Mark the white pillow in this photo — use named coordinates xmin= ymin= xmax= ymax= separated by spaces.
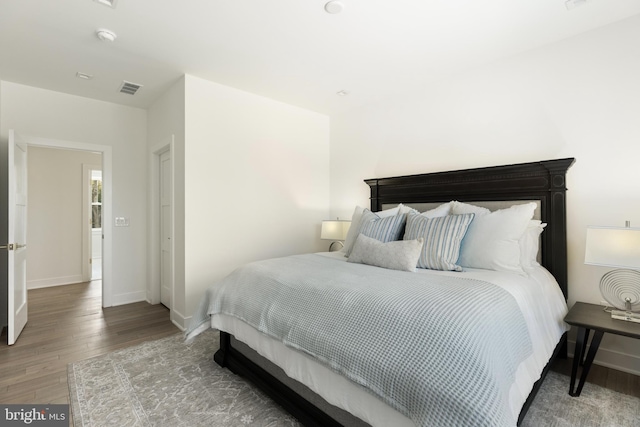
xmin=342 ymin=204 xmax=406 ymax=255
xmin=347 ymin=234 xmax=424 ymax=272
xmin=520 ymin=220 xmax=546 ymax=270
xmin=421 ymin=202 xmax=452 ymax=219
xmin=398 ymin=203 xmax=420 ymax=215
xmin=458 ymin=202 xmax=537 ymax=274
xmin=450 ymin=201 xmax=491 ymax=216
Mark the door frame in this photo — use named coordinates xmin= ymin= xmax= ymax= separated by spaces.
xmin=149 ymin=135 xmax=176 ymax=323
xmin=22 ymin=134 xmax=113 ymax=307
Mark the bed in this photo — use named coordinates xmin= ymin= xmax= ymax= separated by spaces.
xmin=187 ymin=158 xmax=575 ymax=427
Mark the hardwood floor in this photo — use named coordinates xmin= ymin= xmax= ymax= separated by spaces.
xmin=551 ymin=353 xmax=640 ymax=398
xmin=0 ymin=280 xmax=179 ymax=406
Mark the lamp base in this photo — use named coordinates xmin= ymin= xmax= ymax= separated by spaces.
xmin=611 ymin=310 xmax=640 ymax=323
xmin=328 ymin=241 xmax=344 ymax=252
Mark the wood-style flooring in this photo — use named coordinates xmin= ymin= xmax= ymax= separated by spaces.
xmin=551 ymin=352 xmax=640 ymax=398
xmin=0 ymin=280 xmax=179 ymax=406
xmin=0 ymin=280 xmax=638 ymax=423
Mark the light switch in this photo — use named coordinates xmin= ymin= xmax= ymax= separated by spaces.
xmin=115 ymin=217 xmax=130 ymax=227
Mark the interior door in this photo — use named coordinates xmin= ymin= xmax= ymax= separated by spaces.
xmin=159 ymin=150 xmax=173 ymax=308
xmin=6 ymin=130 xmax=28 ymax=345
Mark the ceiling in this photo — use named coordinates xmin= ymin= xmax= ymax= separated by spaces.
xmin=1 ymin=0 xmax=639 ymax=116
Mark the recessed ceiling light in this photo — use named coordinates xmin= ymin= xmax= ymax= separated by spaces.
xmin=94 ymin=0 xmax=118 ymax=8
xmin=324 ymin=1 xmax=344 ymax=14
xmin=76 ymin=72 xmax=94 ymax=80
xmin=96 ymin=29 xmax=117 ymax=42
xmin=565 ymin=0 xmax=588 ymax=10
xmin=336 ymin=90 xmax=350 ymax=96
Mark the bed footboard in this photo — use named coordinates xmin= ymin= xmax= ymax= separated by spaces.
xmin=214 ymin=331 xmax=346 ymax=427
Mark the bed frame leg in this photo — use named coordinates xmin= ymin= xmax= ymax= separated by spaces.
xmin=214 ymin=331 xmax=231 ymax=367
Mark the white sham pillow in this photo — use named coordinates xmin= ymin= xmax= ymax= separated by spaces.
xmin=421 ymin=202 xmax=452 ymax=218
xmin=458 ymin=202 xmax=537 ymax=274
xmin=347 ymin=234 xmax=424 ymax=272
xmin=520 ymin=220 xmax=546 ymax=270
xmin=450 ymin=201 xmax=491 ymax=216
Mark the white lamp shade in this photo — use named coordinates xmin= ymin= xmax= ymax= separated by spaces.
xmin=321 ymin=220 xmax=351 ymax=241
xmin=585 ymin=226 xmax=640 ymax=268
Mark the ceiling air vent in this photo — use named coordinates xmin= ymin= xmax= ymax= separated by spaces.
xmin=119 ymin=81 xmax=142 ymax=95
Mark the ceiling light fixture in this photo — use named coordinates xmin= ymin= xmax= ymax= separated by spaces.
xmin=336 ymin=90 xmax=350 ymax=96
xmin=565 ymin=0 xmax=588 ymax=10
xmin=94 ymin=0 xmax=118 ymax=8
xmin=324 ymin=1 xmax=344 ymax=14
xmin=76 ymin=72 xmax=94 ymax=80
xmin=96 ymin=29 xmax=117 ymax=42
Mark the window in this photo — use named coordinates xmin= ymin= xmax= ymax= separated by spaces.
xmin=91 ymin=171 xmax=102 ymax=229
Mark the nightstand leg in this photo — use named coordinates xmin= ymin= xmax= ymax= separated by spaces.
xmin=573 ymin=330 xmax=604 ymax=397
xmin=569 ymin=327 xmax=587 ymax=396
xmin=580 ymin=328 xmax=590 ymax=366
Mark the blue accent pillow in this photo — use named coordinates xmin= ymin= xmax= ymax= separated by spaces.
xmin=403 ymin=213 xmax=474 ymax=271
xmin=358 ymin=210 xmax=407 ymax=244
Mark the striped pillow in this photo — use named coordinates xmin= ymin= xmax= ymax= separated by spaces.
xmin=403 ymin=213 xmax=475 ymax=271
xmin=358 ymin=210 xmax=407 ymax=244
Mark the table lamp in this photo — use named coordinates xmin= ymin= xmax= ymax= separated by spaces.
xmin=321 ymin=220 xmax=351 ymax=252
xmin=585 ymin=221 xmax=640 ymax=323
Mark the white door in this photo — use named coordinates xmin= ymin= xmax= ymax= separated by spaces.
xmin=159 ymin=150 xmax=173 ymax=308
xmin=6 ymin=130 xmax=28 ymax=345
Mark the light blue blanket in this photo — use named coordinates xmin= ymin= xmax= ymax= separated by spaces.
xmin=188 ymin=254 xmax=533 ymax=427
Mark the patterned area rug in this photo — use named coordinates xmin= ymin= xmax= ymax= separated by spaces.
xmin=68 ymin=329 xmax=640 ymax=426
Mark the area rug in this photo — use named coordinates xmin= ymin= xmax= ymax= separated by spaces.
xmin=68 ymin=329 xmax=640 ymax=426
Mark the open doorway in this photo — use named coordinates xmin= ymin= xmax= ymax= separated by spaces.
xmin=20 ymin=133 xmax=113 ymax=308
xmin=28 ymin=148 xmax=103 ymax=293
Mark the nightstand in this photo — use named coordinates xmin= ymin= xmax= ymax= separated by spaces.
xmin=563 ymin=302 xmax=640 ymax=397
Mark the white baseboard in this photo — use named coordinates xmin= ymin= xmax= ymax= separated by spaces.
xmin=568 ymin=339 xmax=640 ymax=376
xmin=28 ymin=275 xmax=84 ymax=289
xmin=170 ymin=310 xmax=189 ymax=331
xmin=111 ymin=291 xmax=147 ymax=306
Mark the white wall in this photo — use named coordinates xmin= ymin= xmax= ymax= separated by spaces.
xmin=183 ymin=75 xmax=331 ymax=319
xmin=27 ymin=146 xmax=101 ymax=288
xmin=147 ymin=77 xmax=186 ymax=326
xmin=330 ymin=15 xmax=640 ymax=374
xmin=0 ymin=81 xmax=148 ymax=306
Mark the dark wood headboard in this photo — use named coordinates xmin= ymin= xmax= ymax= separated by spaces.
xmin=365 ymin=158 xmax=575 ymax=300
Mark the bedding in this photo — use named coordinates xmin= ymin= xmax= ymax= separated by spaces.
xmin=456 ymin=202 xmax=537 ymax=274
xmin=187 ymin=252 xmax=569 ymax=427
xmin=520 ymin=221 xmax=546 ymax=270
